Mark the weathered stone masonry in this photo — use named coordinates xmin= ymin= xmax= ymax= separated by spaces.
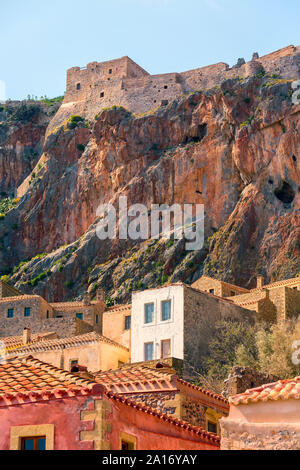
xmin=49 ymin=45 xmax=300 ymax=132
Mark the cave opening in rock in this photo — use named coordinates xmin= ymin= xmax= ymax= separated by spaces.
xmin=274 ymin=181 xmax=295 ymax=204
xmin=184 ymin=123 xmax=207 ymax=144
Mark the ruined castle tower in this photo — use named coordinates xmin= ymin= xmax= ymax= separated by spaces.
xmin=48 ymin=45 xmax=300 ymax=133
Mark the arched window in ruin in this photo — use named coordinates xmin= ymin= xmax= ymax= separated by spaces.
xmin=76 ymin=83 xmax=81 ymax=90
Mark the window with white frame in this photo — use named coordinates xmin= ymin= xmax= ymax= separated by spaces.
xmin=161 ymin=339 xmax=171 ymax=359
xmin=144 ymin=342 xmax=154 ymax=361
xmin=161 ymin=300 xmax=171 ymax=321
xmin=144 ymin=303 xmax=154 ymax=324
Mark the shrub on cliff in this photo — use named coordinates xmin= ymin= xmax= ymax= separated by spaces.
xmin=8 ymin=103 xmax=41 ymax=123
xmin=41 ymin=95 xmax=64 ymax=107
xmin=68 ymin=115 xmax=84 ymax=129
xmin=0 ymin=197 xmax=18 ymax=219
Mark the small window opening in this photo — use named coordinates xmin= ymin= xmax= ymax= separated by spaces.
xmin=121 ymin=440 xmax=135 ymax=450
xmin=207 ymin=422 xmax=217 ymax=434
xmin=21 ymin=436 xmax=46 ymax=451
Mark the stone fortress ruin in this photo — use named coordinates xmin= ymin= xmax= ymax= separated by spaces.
xmin=49 ymin=45 xmax=300 ymax=131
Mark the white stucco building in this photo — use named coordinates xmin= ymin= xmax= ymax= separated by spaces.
xmin=131 ymin=284 xmax=184 ymax=363
xmin=130 ymin=282 xmax=254 ymax=367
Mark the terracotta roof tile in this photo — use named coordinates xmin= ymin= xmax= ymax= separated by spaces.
xmin=1 ymin=332 xmax=57 ymax=350
xmin=106 ymin=391 xmax=220 ymax=446
xmin=251 ymin=276 xmax=300 ymax=291
xmin=96 ymin=363 xmax=229 ymax=407
xmin=105 ymin=304 xmax=132 ymax=313
xmin=0 ymin=295 xmax=41 ymax=303
xmin=230 ymin=376 xmax=300 ymax=406
xmin=177 ymin=378 xmax=229 ymax=406
xmin=50 ymin=301 xmax=88 ymax=308
xmin=6 ymin=332 xmax=128 ymax=357
xmin=0 ymin=357 xmax=219 ymax=445
xmin=0 ymin=356 xmax=97 ymax=405
xmin=96 ymin=365 xmax=176 ymax=394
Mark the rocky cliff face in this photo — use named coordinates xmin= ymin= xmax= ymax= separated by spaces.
xmin=1 ymin=72 xmax=299 ymax=303
xmin=0 ymin=101 xmax=61 ymax=196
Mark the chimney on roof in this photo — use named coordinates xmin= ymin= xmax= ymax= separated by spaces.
xmin=257 ymin=276 xmax=265 ymax=289
xmin=23 ymin=328 xmax=31 ymax=345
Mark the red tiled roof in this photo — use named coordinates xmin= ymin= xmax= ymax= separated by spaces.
xmin=230 ymin=376 xmax=300 ymax=406
xmin=0 ymin=294 xmax=41 ymax=303
xmin=105 ymin=304 xmax=132 ymax=313
xmin=251 ymin=276 xmax=300 ymax=291
xmin=1 ymin=332 xmax=57 ymax=350
xmin=0 ymin=357 xmax=219 ymax=445
xmin=0 ymin=356 xmax=99 ymax=406
xmin=96 ymin=365 xmax=176 ymax=394
xmin=107 ymin=391 xmax=220 ymax=446
xmin=177 ymin=378 xmax=229 ymax=406
xmin=50 ymin=301 xmax=89 ymax=308
xmin=96 ymin=364 xmax=229 ymax=408
xmin=6 ymin=332 xmax=128 ymax=357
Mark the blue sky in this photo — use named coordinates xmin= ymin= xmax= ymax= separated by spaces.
xmin=1 ymin=0 xmax=300 ymax=100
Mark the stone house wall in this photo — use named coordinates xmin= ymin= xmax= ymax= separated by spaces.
xmin=0 ymin=316 xmax=94 ymax=339
xmin=123 ymin=378 xmax=229 ymax=434
xmin=0 ymin=296 xmax=46 ymax=329
xmin=226 ymin=284 xmax=300 ymax=323
xmin=123 ymin=386 xmax=228 ymax=436
xmin=0 ymin=294 xmax=102 ymax=338
xmin=220 ymin=398 xmax=300 ymax=450
xmin=124 ymin=391 xmax=177 ymax=416
xmin=268 ymin=286 xmax=287 ymax=322
xmin=183 ymin=286 xmax=254 ymax=377
xmin=223 ymin=366 xmax=278 ymax=397
xmin=221 ymin=420 xmax=300 ymax=450
xmin=192 ymin=277 xmax=248 ymax=297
